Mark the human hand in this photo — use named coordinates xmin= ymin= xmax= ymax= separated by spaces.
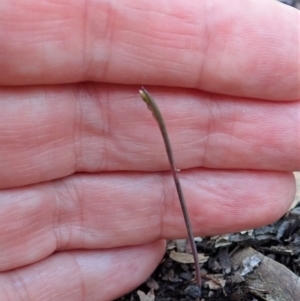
xmin=0 ymin=0 xmax=299 ymax=300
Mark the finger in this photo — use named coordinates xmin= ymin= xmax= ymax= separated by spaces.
xmin=0 ymin=241 xmax=165 ymax=301
xmin=0 ymin=170 xmax=295 ymax=271
xmin=1 ymin=85 xmax=299 ymax=188
xmin=1 ymin=0 xmax=299 ymax=99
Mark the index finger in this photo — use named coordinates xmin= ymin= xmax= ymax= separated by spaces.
xmin=1 ymin=0 xmax=299 ymax=100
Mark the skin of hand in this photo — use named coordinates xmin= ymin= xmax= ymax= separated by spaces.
xmin=0 ymin=0 xmax=299 ymax=300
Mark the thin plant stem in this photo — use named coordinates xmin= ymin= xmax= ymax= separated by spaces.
xmin=139 ymin=87 xmax=202 ymax=288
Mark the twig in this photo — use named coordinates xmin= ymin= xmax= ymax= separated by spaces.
xmin=139 ymin=87 xmax=202 ymax=288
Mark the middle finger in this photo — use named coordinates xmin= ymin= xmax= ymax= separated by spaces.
xmin=0 ymin=83 xmax=299 ymax=188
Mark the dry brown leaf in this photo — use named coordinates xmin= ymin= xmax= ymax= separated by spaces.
xmin=169 ymin=250 xmax=208 ymax=264
xmin=231 ymin=247 xmax=300 ymax=301
xmin=205 ymin=280 xmax=221 ymax=290
xmin=205 ymin=279 xmax=226 ymax=290
xmin=137 ymin=289 xmax=155 ymax=301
